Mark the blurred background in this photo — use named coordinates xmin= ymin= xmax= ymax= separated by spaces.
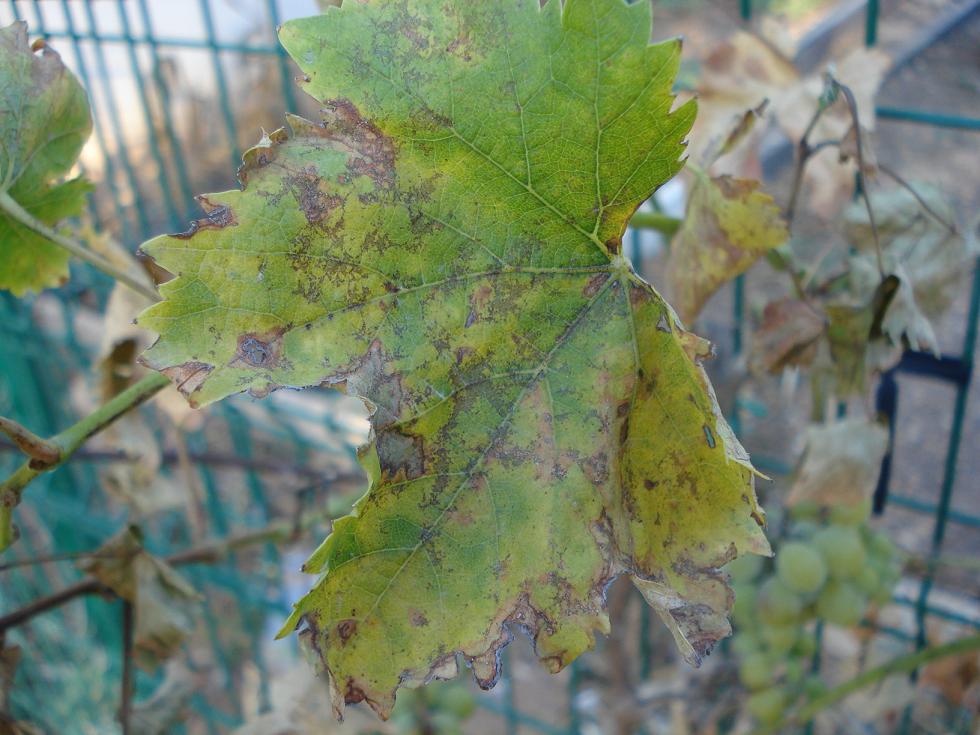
xmin=0 ymin=1 xmax=978 ymax=733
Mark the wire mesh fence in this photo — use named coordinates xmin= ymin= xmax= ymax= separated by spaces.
xmin=0 ymin=1 xmax=978 ymax=733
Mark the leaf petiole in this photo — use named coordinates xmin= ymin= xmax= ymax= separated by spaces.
xmin=0 ymin=372 xmax=170 ymax=552
xmin=629 ymin=211 xmax=683 ymax=237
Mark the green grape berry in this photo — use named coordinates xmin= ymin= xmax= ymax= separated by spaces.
xmin=803 ymin=674 xmax=827 ymax=700
xmin=747 ymin=687 xmax=787 ymax=726
xmin=728 ymin=553 xmax=764 ymax=584
xmin=856 ymin=565 xmax=880 ymax=595
xmin=867 ymin=529 xmax=898 ymax=561
xmin=816 ymin=581 xmax=866 ymax=627
xmin=829 ymin=497 xmax=872 ymax=526
xmin=739 ymin=651 xmax=774 ymax=690
xmin=793 ymin=632 xmax=818 ymax=658
xmin=789 ymin=500 xmax=822 ymax=521
xmin=732 ymin=631 xmax=764 ymax=657
xmin=789 ymin=520 xmax=820 ymax=540
xmin=776 ymin=541 xmax=828 ymax=595
xmin=439 ymin=686 xmax=475 ymax=719
xmin=733 ymin=585 xmax=759 ymax=629
xmin=759 ymin=578 xmax=804 ymax=625
xmin=814 ymin=525 xmax=866 ymax=580
xmin=784 ymin=658 xmax=805 ymax=685
xmin=762 ymin=623 xmax=800 ymax=655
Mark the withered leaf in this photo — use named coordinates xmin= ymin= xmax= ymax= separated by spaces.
xmin=788 ymin=418 xmax=888 ymax=508
xmin=749 ymin=298 xmax=826 ymax=375
xmin=80 ymin=527 xmax=200 ymax=669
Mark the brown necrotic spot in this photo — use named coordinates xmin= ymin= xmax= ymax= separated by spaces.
xmin=171 ymin=196 xmax=237 ymax=239
xmin=336 ymin=619 xmax=357 ymax=645
xmin=234 ymin=329 xmax=284 ymax=368
xmin=159 ymin=360 xmax=214 ymax=401
xmin=583 ymin=272 xmax=608 ymax=298
xmin=321 ymin=98 xmax=396 ymax=191
xmin=283 ymin=167 xmax=345 ymax=227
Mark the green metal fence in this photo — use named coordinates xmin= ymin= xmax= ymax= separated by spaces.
xmin=0 ymin=1 xmax=978 ymax=733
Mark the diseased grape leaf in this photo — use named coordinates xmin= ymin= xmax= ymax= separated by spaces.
xmin=787 ymin=418 xmax=888 ymax=508
xmin=137 ymin=0 xmax=769 ymax=718
xmin=666 ymin=166 xmax=788 ymax=324
xmin=0 ymin=22 xmax=92 ymax=295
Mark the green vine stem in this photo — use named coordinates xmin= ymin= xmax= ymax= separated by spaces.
xmin=628 ymin=211 xmax=683 ymax=237
xmin=0 ymin=416 xmax=59 ymax=464
xmin=749 ymin=633 xmax=980 ymax=735
xmin=0 ymin=191 xmax=160 ymax=302
xmin=0 ymin=372 xmax=170 ymax=552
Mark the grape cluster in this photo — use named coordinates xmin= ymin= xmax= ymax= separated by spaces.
xmin=726 ymin=499 xmax=901 ymax=726
xmin=386 ymin=681 xmax=476 ymax=735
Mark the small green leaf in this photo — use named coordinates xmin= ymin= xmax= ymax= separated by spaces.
xmin=138 ymin=0 xmax=768 ymax=717
xmin=0 ymin=22 xmax=93 ymax=295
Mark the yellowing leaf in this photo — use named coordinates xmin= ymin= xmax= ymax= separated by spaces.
xmin=137 ymin=0 xmax=768 ymax=717
xmin=666 ymin=168 xmax=788 ymax=324
xmin=787 ymin=418 xmax=888 ymax=508
xmin=0 ymin=22 xmax=92 ymax=295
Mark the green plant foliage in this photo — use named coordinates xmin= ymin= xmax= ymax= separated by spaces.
xmin=0 ymin=21 xmax=92 ymax=295
xmin=137 ymin=0 xmax=769 ymax=717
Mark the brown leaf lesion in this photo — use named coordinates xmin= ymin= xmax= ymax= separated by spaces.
xmin=171 ymin=196 xmax=237 ymax=239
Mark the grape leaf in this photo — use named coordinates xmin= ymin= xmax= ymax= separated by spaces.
xmin=666 ymin=166 xmax=788 ymax=324
xmin=0 ymin=22 xmax=92 ymax=295
xmin=80 ymin=527 xmax=201 ymax=669
xmin=787 ymin=418 xmax=888 ymax=508
xmin=749 ymin=298 xmax=825 ymax=376
xmin=812 ymin=185 xmax=976 ymax=395
xmin=137 ymin=0 xmax=769 ymax=718
xmin=844 ymin=185 xmax=977 ymax=322
xmin=692 ymin=32 xmax=889 ymax=217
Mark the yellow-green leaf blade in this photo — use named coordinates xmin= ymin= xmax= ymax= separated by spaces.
xmin=137 ymin=0 xmax=767 ymax=719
